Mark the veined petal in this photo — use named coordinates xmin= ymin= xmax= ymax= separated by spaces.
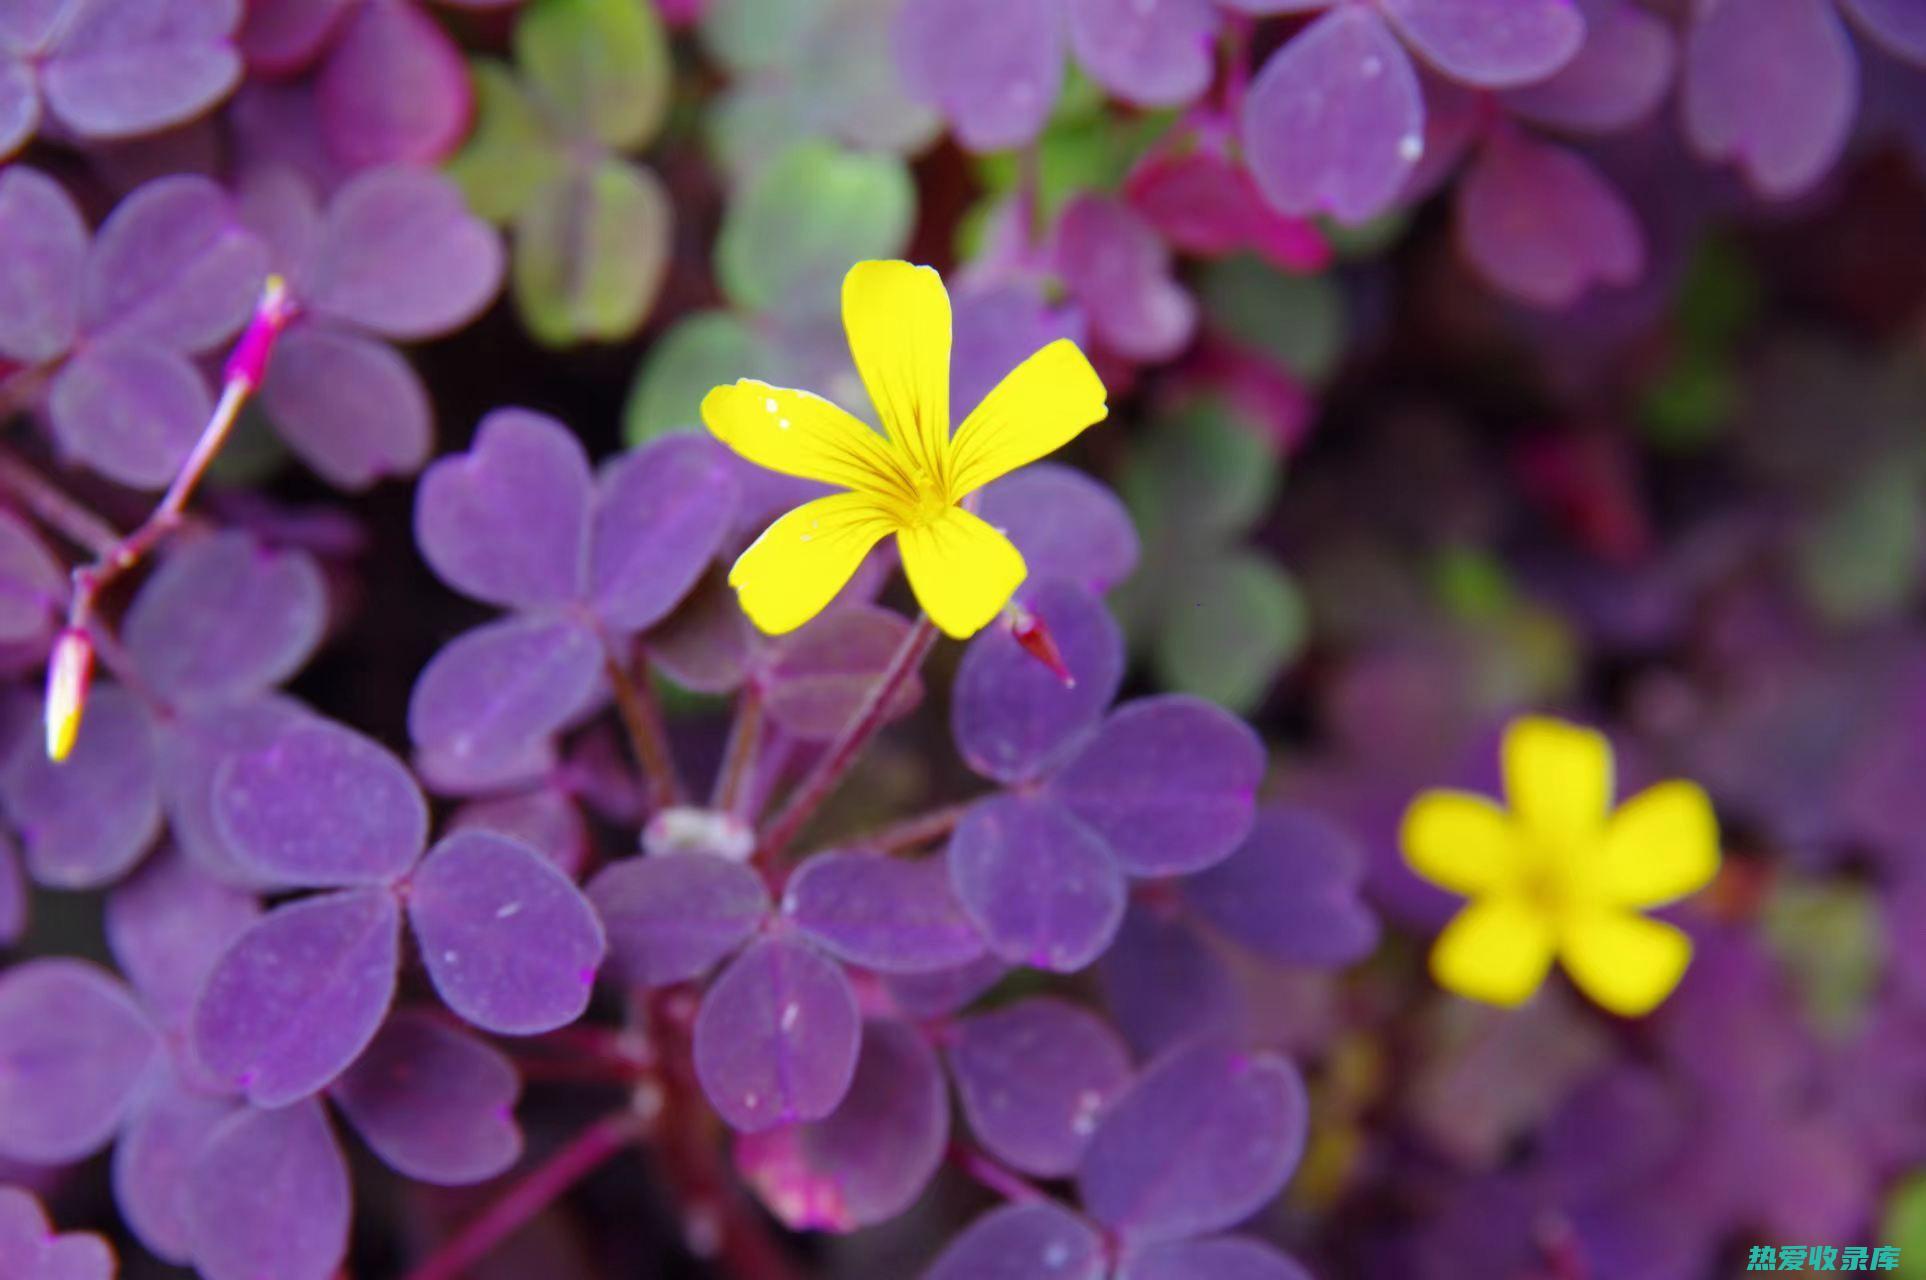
xmin=1558 ymin=909 xmax=1691 ymax=1017
xmin=703 ymin=379 xmax=913 ymax=498
xmin=1502 ymin=716 xmax=1613 ymax=846
xmin=1401 ymin=790 xmax=1524 ymax=897
xmin=729 ymin=494 xmax=896 ymax=635
xmin=1429 ymin=897 xmax=1555 ymax=1007
xmin=1594 ymin=781 xmax=1720 ymax=908
xmin=843 ymin=261 xmax=952 ymax=489
xmin=949 ymin=339 xmax=1109 ymax=497
xmin=897 ymin=507 xmax=1026 ymax=639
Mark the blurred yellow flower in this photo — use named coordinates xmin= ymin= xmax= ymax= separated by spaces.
xmin=702 ymin=260 xmax=1108 ymax=639
xmin=1400 ymin=716 xmax=1720 ymax=1016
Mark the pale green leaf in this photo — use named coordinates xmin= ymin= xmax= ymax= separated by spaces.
xmin=513 ymin=158 xmax=671 ymax=347
xmin=715 ymin=142 xmax=913 ymax=317
xmin=623 ymin=310 xmax=770 ymax=445
xmin=516 ymin=0 xmax=671 ymax=151
xmin=1155 ymin=553 xmax=1307 ymax=713
xmin=445 ymin=60 xmax=566 ymax=224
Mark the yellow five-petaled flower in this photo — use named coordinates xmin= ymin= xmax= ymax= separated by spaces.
xmin=1400 ymin=716 xmax=1721 ymax=1017
xmin=701 ymin=260 xmax=1108 ymax=639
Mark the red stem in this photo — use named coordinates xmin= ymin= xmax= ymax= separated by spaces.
xmin=403 ymin=1110 xmax=647 ymax=1280
xmin=948 ymin=1143 xmax=1047 ymax=1206
xmin=711 ymin=684 xmax=764 ymax=815
xmin=853 ymin=801 xmax=971 ymax=854
xmin=0 ymin=445 xmax=119 ymax=557
xmin=756 ymin=614 xmax=938 ymax=866
xmin=601 ymin=634 xmax=685 ymax=812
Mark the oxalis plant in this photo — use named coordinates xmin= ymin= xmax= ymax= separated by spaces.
xmin=1 ymin=0 xmax=1924 ymax=1279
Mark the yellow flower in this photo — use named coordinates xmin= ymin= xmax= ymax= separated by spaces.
xmin=701 ymin=260 xmax=1108 ymax=639
xmin=1400 ymin=716 xmax=1720 ymax=1016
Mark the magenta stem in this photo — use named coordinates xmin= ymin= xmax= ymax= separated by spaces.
xmin=0 ymin=445 xmax=119 ymax=557
xmin=854 ymin=801 xmax=971 ymax=854
xmin=601 ymin=634 xmax=685 ymax=812
xmin=949 ymin=1143 xmax=1047 ymax=1206
xmin=711 ymin=684 xmax=764 ymax=815
xmin=403 ymin=1109 xmax=646 ymax=1280
xmin=757 ymin=614 xmax=939 ymax=865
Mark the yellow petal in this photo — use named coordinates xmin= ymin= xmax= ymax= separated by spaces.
xmin=702 ymin=379 xmax=912 ymax=498
xmin=728 ymin=493 xmax=896 ymax=635
xmin=1594 ymin=781 xmax=1720 ymax=908
xmin=948 ymin=338 xmax=1109 ymax=496
xmin=1503 ymin=715 xmax=1614 ymax=846
xmin=1429 ymin=897 xmax=1556 ymax=1007
xmin=1558 ymin=909 xmax=1692 ymax=1017
xmin=842 ymin=260 xmax=952 ymax=489
xmin=897 ymin=506 xmax=1026 ymax=639
xmin=1401 ymin=790 xmax=1524 ymax=897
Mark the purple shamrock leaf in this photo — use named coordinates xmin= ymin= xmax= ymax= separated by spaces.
xmin=407 ymin=613 xmax=603 ymax=792
xmin=314 ymin=0 xmax=472 ymax=169
xmin=1182 ymin=807 xmax=1381 ymax=968
xmin=1099 ymin=905 xmax=1241 ymax=1062
xmin=406 ymin=830 xmax=606 ymax=1035
xmin=1242 ymin=6 xmax=1425 ymax=224
xmin=1057 ymin=194 xmax=1197 ymax=362
xmin=1047 ymin=695 xmax=1265 ymax=878
xmin=737 ymin=1019 xmax=949 ymax=1230
xmin=183 ymin=1099 xmax=351 ymax=1280
xmin=191 ymin=887 xmax=402 ymax=1106
xmin=112 ymin=1072 xmax=239 ymax=1264
xmin=1117 ymin=1237 xmax=1316 ymax=1280
xmin=589 ymin=851 xmax=771 ymax=987
xmin=0 ymin=509 xmax=64 ymax=650
xmin=953 ymin=579 xmax=1125 ymax=785
xmin=976 ymin=463 xmax=1141 ymax=597
xmin=586 ymin=434 xmax=740 ymax=632
xmin=1501 ymin=0 xmax=1675 ymax=134
xmin=1379 ymin=0 xmax=1584 ymax=89
xmin=784 ymin=849 xmax=985 ymax=974
xmin=1078 ymin=1040 xmax=1308 ymax=1244
xmin=948 ymin=996 xmax=1133 ymax=1177
xmin=883 ymin=952 xmax=1009 ymax=1019
xmin=894 ymin=0 xmax=1063 ymax=152
xmin=1065 ymin=0 xmax=1218 ymax=109
xmin=1682 ymin=0 xmax=1858 ymax=199
xmin=332 ymin=1009 xmax=523 ymax=1184
xmin=258 ymin=322 xmax=434 ymax=487
xmin=924 ymin=1202 xmax=1109 ymax=1280
xmin=47 ymin=339 xmax=212 ymax=489
xmin=0 ymin=1185 xmax=116 ymax=1280
xmin=694 ymin=935 xmax=862 ymax=1132
xmin=1456 ymin=127 xmax=1643 ymax=308
xmin=82 ymin=173 xmax=267 ymax=353
xmin=211 ymin=714 xmax=427 ymax=886
xmin=949 ymin=793 xmax=1128 ymax=973
xmin=3 ymin=683 xmax=160 ymax=889
xmin=0 ymin=167 xmax=86 ymax=364
xmin=32 ymin=0 xmax=241 ymax=146
xmin=123 ymin=531 xmax=327 ymax=710
xmin=105 ymin=848 xmax=261 ymax=1029
xmin=0 ymin=959 xmax=159 ymax=1164
xmin=450 ymin=787 xmax=592 ymax=878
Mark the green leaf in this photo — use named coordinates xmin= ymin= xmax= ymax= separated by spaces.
xmin=515 ymin=0 xmax=671 ymax=151
xmin=623 ymin=310 xmax=770 ymax=445
xmin=445 ymin=60 xmax=566 ymax=224
xmin=715 ymin=142 xmax=914 ymax=317
xmin=1121 ymin=401 xmax=1279 ymax=547
xmin=1199 ymin=257 xmax=1347 ymax=384
xmin=1762 ymin=878 xmax=1886 ymax=1038
xmin=698 ymin=0 xmax=829 ymax=72
xmin=974 ymin=65 xmax=1171 ymax=222
xmin=1882 ymin=1173 xmax=1926 ymax=1264
xmin=1795 ymin=465 xmax=1923 ymax=625
xmin=1433 ymin=546 xmax=1516 ymax=623
xmin=513 ymin=158 xmax=671 ymax=347
xmin=1155 ymin=553 xmax=1307 ymax=713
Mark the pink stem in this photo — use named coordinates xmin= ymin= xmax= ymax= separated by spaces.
xmin=601 ymin=634 xmax=685 ymax=812
xmin=711 ymin=684 xmax=764 ymax=815
xmin=853 ymin=801 xmax=971 ymax=854
xmin=949 ymin=1143 xmax=1047 ymax=1206
xmin=756 ymin=614 xmax=938 ymax=865
xmin=403 ymin=1110 xmax=647 ymax=1280
xmin=0 ymin=445 xmax=119 ymax=557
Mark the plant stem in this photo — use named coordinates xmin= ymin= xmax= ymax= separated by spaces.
xmin=0 ymin=445 xmax=118 ymax=557
xmin=711 ymin=685 xmax=763 ymax=815
xmin=403 ymin=1109 xmax=647 ymax=1280
xmin=757 ymin=614 xmax=938 ymax=865
xmin=948 ymin=1143 xmax=1047 ymax=1206
xmin=602 ymin=634 xmax=684 ymax=812
xmin=855 ymin=801 xmax=971 ymax=854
